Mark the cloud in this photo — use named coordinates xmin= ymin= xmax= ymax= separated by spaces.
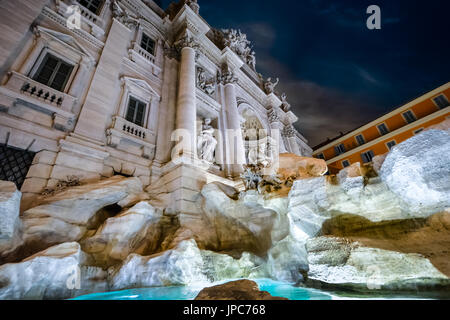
xmin=256 ymin=54 xmax=380 ymax=147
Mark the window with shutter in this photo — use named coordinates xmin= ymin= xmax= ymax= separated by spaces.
xmin=126 ymin=97 xmax=147 ymax=127
xmin=33 ymin=54 xmax=74 ymax=92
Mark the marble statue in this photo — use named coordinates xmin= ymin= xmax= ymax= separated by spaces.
xmin=280 ymin=93 xmax=291 ymax=112
xmin=264 ymin=77 xmax=279 ymax=94
xmin=247 ymin=51 xmax=256 ymax=70
xmin=197 ymin=118 xmax=217 ymax=163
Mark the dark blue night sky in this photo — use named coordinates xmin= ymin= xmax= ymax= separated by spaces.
xmin=161 ymin=0 xmax=450 ymax=146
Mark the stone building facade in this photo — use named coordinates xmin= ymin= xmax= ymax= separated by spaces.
xmin=0 ymin=0 xmax=312 ymax=211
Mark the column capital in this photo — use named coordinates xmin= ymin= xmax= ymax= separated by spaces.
xmin=174 ymin=32 xmax=200 ymax=51
xmin=217 ymin=65 xmax=238 ymax=85
xmin=283 ymin=124 xmax=296 ymax=138
xmin=267 ymin=108 xmax=281 ymax=124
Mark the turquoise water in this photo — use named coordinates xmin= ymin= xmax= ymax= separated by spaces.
xmin=73 ymin=279 xmax=333 ymax=300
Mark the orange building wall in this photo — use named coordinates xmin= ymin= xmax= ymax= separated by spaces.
xmin=328 ymin=112 xmax=449 ymax=173
xmin=314 ymin=86 xmax=450 ymax=174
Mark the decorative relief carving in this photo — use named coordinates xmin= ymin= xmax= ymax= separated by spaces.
xmin=196 ymin=67 xmax=216 ymax=95
xmin=112 ymin=0 xmax=139 ymax=29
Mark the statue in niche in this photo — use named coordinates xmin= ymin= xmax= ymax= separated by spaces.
xmin=264 ymin=77 xmax=279 ymax=94
xmin=197 ymin=118 xmax=217 ymax=163
xmin=197 ymin=67 xmax=215 ymax=95
xmin=280 ymin=93 xmax=291 ymax=112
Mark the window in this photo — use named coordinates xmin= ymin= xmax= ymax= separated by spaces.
xmin=377 ymin=123 xmax=389 ymax=136
xmin=386 ymin=140 xmax=396 ymax=150
xmin=316 ymin=153 xmax=325 ymax=160
xmin=414 ymin=128 xmax=424 ymax=135
xmin=78 ymin=0 xmax=103 ymax=15
xmin=361 ymin=150 xmax=375 ymax=163
xmin=140 ymin=33 xmax=156 ymax=56
xmin=355 ymin=134 xmax=365 ymax=146
xmin=342 ymin=160 xmax=350 ymax=168
xmin=402 ymin=110 xmax=416 ymax=124
xmin=334 ymin=144 xmax=346 ymax=156
xmin=33 ymin=53 xmax=74 ymax=92
xmin=432 ymin=94 xmax=449 ymax=109
xmin=126 ymin=97 xmax=146 ymax=127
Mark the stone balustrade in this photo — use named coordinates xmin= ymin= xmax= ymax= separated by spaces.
xmin=114 ymin=116 xmax=151 ymax=141
xmin=6 ymin=71 xmax=77 ymax=111
xmin=129 ymin=42 xmax=161 ymax=76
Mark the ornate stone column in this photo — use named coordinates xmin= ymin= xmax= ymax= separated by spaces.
xmin=268 ymin=108 xmax=287 ymax=154
xmin=174 ymin=34 xmax=199 ymax=160
xmin=283 ymin=124 xmax=301 ymax=155
xmin=219 ymin=67 xmax=246 ymax=178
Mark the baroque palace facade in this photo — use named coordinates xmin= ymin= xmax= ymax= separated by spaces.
xmin=0 ymin=0 xmax=312 ymax=211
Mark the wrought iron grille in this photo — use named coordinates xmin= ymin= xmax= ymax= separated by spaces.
xmin=0 ymin=144 xmax=36 ymax=189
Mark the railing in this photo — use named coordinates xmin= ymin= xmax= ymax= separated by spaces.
xmin=56 ymin=1 xmax=105 ymax=37
xmin=5 ymin=72 xmax=76 ymax=111
xmin=112 ymin=116 xmax=152 ymax=142
xmin=78 ymin=5 xmax=99 ymax=24
xmin=132 ymin=42 xmax=156 ymax=65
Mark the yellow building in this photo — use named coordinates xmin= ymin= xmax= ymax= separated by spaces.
xmin=313 ymin=82 xmax=450 ymax=174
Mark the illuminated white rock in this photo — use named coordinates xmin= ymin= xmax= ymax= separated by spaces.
xmin=81 ymin=202 xmax=163 ymax=266
xmin=0 ymin=181 xmax=22 ymax=256
xmin=0 ymin=242 xmax=107 ymax=300
xmin=380 ymin=129 xmax=450 ymax=216
xmin=306 ymin=237 xmax=449 ymax=291
xmin=20 ymin=176 xmax=144 ymax=253
xmin=109 ymin=240 xmax=207 ymax=290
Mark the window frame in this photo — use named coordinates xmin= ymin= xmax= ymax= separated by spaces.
xmin=355 ymin=134 xmax=365 ymax=146
xmin=386 ymin=140 xmax=397 ymax=151
xmin=316 ymin=153 xmax=325 ymax=160
xmin=402 ymin=110 xmax=417 ymax=124
xmin=361 ymin=150 xmax=375 ymax=163
xmin=334 ymin=143 xmax=346 ymax=156
xmin=77 ymin=0 xmax=104 ymax=15
xmin=413 ymin=128 xmax=424 ymax=135
xmin=432 ymin=94 xmax=450 ymax=110
xmin=377 ymin=123 xmax=390 ymax=136
xmin=125 ymin=96 xmax=147 ymax=127
xmin=140 ymin=32 xmax=156 ymax=56
xmin=117 ymin=77 xmax=159 ymax=131
xmin=28 ymin=49 xmax=77 ymax=93
xmin=342 ymin=160 xmax=350 ymax=168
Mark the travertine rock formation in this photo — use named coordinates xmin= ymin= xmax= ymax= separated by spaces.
xmin=0 ymin=126 xmax=449 ymax=299
xmin=306 ymin=237 xmax=450 ymax=292
xmin=0 ymin=242 xmax=107 ymax=300
xmin=380 ymin=129 xmax=450 ymax=216
xmin=0 ymin=182 xmax=21 ymax=255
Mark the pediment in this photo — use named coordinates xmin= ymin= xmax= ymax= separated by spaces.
xmin=36 ymin=26 xmax=95 ymax=62
xmin=122 ymin=76 xmax=160 ymax=98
